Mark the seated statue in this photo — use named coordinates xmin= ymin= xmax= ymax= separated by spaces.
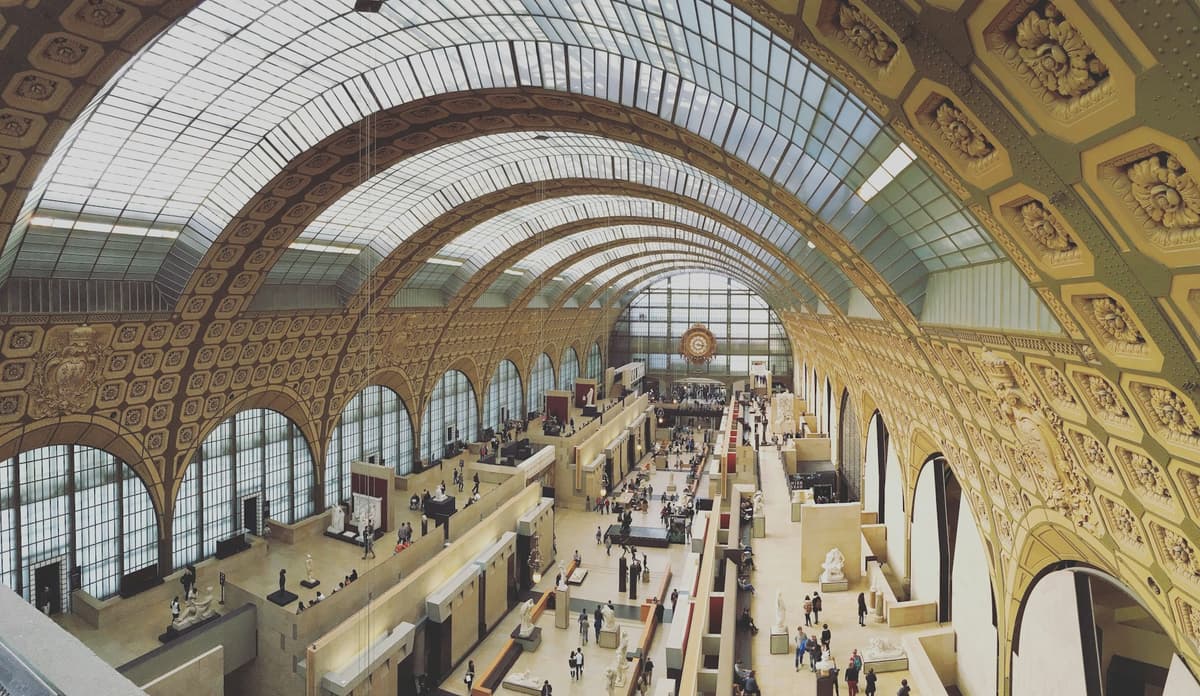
xmin=864 ymin=637 xmax=906 ymax=661
xmin=171 ymin=586 xmax=217 ymax=631
xmin=820 ymin=547 xmax=846 ymax=583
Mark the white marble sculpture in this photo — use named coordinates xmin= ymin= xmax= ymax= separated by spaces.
xmin=609 ymin=628 xmax=629 ymax=686
xmin=434 ymin=483 xmax=448 ymax=501
xmin=518 ymin=599 xmax=536 ymax=637
xmin=305 ymin=554 xmax=316 ymax=583
xmin=821 ymin=547 xmax=846 ymax=583
xmin=600 ymin=603 xmax=617 ymax=631
xmin=773 ymin=590 xmax=787 ymax=634
xmin=506 ymin=670 xmax=539 ymax=689
xmin=864 ymin=637 xmax=906 ymax=661
xmin=327 ymin=504 xmax=345 ymax=534
xmin=171 ymin=586 xmax=217 ymax=630
xmin=753 ymin=490 xmax=765 ymax=516
xmin=586 ymin=387 xmax=595 ymax=406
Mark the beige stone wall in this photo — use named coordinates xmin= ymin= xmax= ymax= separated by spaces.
xmin=142 ymin=646 xmax=224 ymax=696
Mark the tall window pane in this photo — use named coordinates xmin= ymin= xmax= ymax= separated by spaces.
xmin=527 ymin=353 xmax=555 ymax=415
xmin=559 ymin=347 xmax=580 ymax=391
xmin=73 ymin=447 xmax=120 ymax=599
xmin=122 ymin=464 xmax=158 ymax=575
xmin=586 ymin=343 xmax=603 ymax=380
xmin=483 ymin=360 xmax=523 ymax=431
xmin=420 ymin=370 xmax=478 ymax=464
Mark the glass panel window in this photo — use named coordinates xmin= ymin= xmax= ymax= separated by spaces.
xmin=483 ymin=360 xmax=523 ymax=431
xmin=527 ymin=353 xmax=555 ymax=415
xmin=420 ymin=370 xmax=478 ymax=464
xmin=559 ymin=348 xmax=580 ymax=391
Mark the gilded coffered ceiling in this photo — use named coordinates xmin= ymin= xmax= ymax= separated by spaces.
xmin=0 ymin=0 xmax=1199 ymax=689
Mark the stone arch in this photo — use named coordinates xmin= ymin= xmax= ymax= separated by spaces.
xmin=909 ymin=452 xmax=962 ymax=623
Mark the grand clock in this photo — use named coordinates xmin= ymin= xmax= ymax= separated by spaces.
xmin=679 ymin=324 xmax=717 ymax=365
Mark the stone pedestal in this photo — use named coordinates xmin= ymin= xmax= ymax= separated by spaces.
xmin=819 ymin=579 xmax=849 ymax=593
xmin=769 ymin=631 xmax=789 ymax=654
xmin=875 ymin=597 xmax=886 ymax=622
xmin=555 ymin=587 xmax=570 ymax=629
xmin=868 ymin=589 xmax=877 ymax=609
xmin=752 ymin=515 xmax=765 ymax=538
xmin=598 ymin=627 xmax=619 ymax=648
xmin=864 ymin=656 xmax=908 ymax=673
xmin=511 ymin=626 xmax=543 ymax=652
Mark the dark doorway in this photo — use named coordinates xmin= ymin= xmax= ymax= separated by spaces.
xmin=35 ymin=562 xmax=62 ymax=616
xmin=395 ymin=653 xmax=416 ymax=696
xmin=243 ymin=496 xmax=259 ymax=536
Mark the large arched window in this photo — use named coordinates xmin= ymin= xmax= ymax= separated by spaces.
xmin=329 ymin=385 xmax=415 ymax=505
xmin=609 ymin=272 xmax=792 ymax=380
xmin=527 ymin=353 xmax=555 ymax=415
xmin=483 ymin=360 xmax=523 ymax=431
xmin=586 ymin=343 xmax=603 ymax=381
xmin=172 ymin=409 xmax=315 ymax=569
xmin=420 ymin=370 xmax=478 ymax=464
xmin=0 ymin=445 xmax=158 ymax=603
xmin=559 ymin=347 xmax=580 ymax=391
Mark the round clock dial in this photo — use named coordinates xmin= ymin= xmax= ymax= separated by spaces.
xmin=679 ymin=324 xmax=718 ymax=365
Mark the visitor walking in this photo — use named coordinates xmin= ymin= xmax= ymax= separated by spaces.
xmin=568 ymin=649 xmax=578 ymax=680
xmin=541 ymin=679 xmax=553 ymax=696
xmin=846 ymin=660 xmax=860 ymax=696
xmin=897 ymin=678 xmax=910 ymax=696
xmin=820 ymin=623 xmax=832 ymax=652
xmin=575 ymin=648 xmax=584 ymax=678
xmin=864 ymin=668 xmax=877 ymax=696
xmin=596 ymin=526 xmax=602 ymax=545
xmin=808 ymin=639 xmax=822 ymax=672
xmin=579 ymin=609 xmax=590 ymax=644
xmin=857 ymin=592 xmax=868 ymax=626
xmin=795 ymin=626 xmax=808 ymax=672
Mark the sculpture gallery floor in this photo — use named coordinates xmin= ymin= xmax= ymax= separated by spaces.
xmin=440 ymin=463 xmax=702 ymax=694
xmin=53 ymin=477 xmax=499 ymax=667
xmin=748 ymin=444 xmax=924 ymax=695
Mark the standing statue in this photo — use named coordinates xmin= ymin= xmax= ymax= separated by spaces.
xmin=820 ymin=547 xmax=846 ymax=583
xmin=586 ymin=387 xmax=595 ymax=406
xmin=305 ymin=554 xmax=316 ymax=584
xmin=600 ymin=603 xmax=616 ymax=631
xmin=772 ymin=590 xmax=787 ymax=634
xmin=753 ymin=490 xmax=765 ymax=516
xmin=278 ymin=568 xmax=287 ymax=594
xmin=518 ymin=599 xmax=536 ymax=637
xmin=612 ymin=628 xmax=630 ymax=685
xmin=327 ymin=504 xmax=345 ymax=534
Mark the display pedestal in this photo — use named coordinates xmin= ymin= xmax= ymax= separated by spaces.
xmin=769 ymin=631 xmax=789 ymax=654
xmin=598 ymin=627 xmax=619 ymax=648
xmin=752 ymin=515 xmax=765 ymax=538
xmin=820 ymin=579 xmax=849 ymax=592
xmin=511 ymin=626 xmax=542 ymax=652
xmin=502 ymin=673 xmax=544 ymax=695
xmin=566 ymin=568 xmax=588 ymax=585
xmin=863 ymin=656 xmax=908 ymax=673
xmin=267 ymin=590 xmax=298 ymax=606
xmin=300 ymin=579 xmax=320 ymax=589
xmin=555 ymin=587 xmax=570 ymax=629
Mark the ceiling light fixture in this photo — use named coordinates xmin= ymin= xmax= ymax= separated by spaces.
xmin=289 ymin=241 xmax=361 ymax=255
xmin=806 ymin=240 xmax=816 ymax=249
xmin=856 ymin=143 xmax=916 ymax=201
xmin=502 ymin=269 xmax=525 ymax=276
xmin=30 ymin=215 xmax=181 ymax=239
xmin=427 ymin=257 xmax=465 ymax=266
xmin=353 ymin=0 xmax=385 ymax=12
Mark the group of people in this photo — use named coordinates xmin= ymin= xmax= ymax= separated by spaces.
xmin=295 ymin=568 xmax=359 ymax=614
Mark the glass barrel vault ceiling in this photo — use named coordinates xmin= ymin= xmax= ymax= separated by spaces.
xmin=4 ymin=0 xmax=1006 ymax=315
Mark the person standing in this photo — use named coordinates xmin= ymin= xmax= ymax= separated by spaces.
xmin=794 ymin=626 xmax=808 ymax=672
xmin=864 ymin=668 xmax=877 ymax=696
xmin=803 ymin=594 xmax=813 ymax=626
xmin=605 ymin=534 xmax=613 ymax=556
xmin=820 ymin=623 xmax=832 ymax=652
xmin=812 ymin=591 xmax=822 ymax=623
xmin=857 ymin=592 xmax=868 ymax=626
xmin=670 ymin=588 xmax=679 ymax=615
xmin=464 ymin=660 xmax=475 ymax=690
xmin=541 ymin=679 xmax=553 ymax=696
xmin=579 ymin=609 xmax=590 ymax=644
xmin=568 ymin=649 xmax=578 ymax=680
xmin=809 ymin=639 xmax=822 ymax=672
xmin=896 ymin=678 xmax=910 ymax=696
xmin=362 ymin=522 xmax=376 ymax=559
xmin=828 ymin=661 xmax=840 ymax=696
xmin=845 ymin=659 xmax=860 ymax=696
xmin=170 ymin=596 xmax=181 ymax=623
xmin=593 ymin=606 xmax=603 ymax=639
xmin=596 ymin=526 xmax=602 ymax=545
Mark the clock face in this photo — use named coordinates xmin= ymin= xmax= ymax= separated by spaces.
xmin=679 ymin=324 xmax=717 ymax=364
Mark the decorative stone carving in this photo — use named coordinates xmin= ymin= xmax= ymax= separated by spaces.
xmin=833 ymin=1 xmax=898 ymax=71
xmin=863 ymin=637 xmax=906 ymax=661
xmin=28 ymin=325 xmax=110 ymax=419
xmin=1175 ymin=598 xmax=1200 ymax=651
xmin=1046 ymin=464 xmax=1102 ymax=536
xmin=1070 ymin=431 xmax=1115 ymax=479
xmin=1086 ymin=296 xmax=1144 ymax=346
xmin=1113 ymin=445 xmax=1173 ymax=507
xmin=1014 ymin=3 xmax=1108 ymax=100
xmin=821 ymin=548 xmax=847 ymax=583
xmin=1147 ymin=387 xmax=1200 ymax=438
xmin=1019 ymin=201 xmax=1076 ymax=253
xmin=1100 ymin=496 xmax=1143 ymax=547
xmin=1038 ymin=366 xmax=1075 ymax=405
xmin=1128 ymin=153 xmax=1200 ymax=232
xmin=1080 ymin=374 xmax=1128 ymax=420
xmin=1153 ymin=523 xmax=1200 ymax=583
xmin=932 ymin=100 xmax=994 ymax=161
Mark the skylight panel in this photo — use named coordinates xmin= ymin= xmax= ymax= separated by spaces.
xmin=855 ymin=143 xmax=916 ymax=201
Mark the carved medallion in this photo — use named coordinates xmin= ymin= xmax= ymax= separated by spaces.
xmin=27 ymin=325 xmax=110 ymax=418
xmin=1014 ymin=3 xmax=1108 ymax=100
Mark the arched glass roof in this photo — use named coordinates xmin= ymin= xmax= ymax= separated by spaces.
xmin=6 ymin=0 xmax=1005 ymax=314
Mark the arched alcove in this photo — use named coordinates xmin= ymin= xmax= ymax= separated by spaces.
xmin=483 ymin=359 xmax=524 ymax=433
xmin=838 ymin=389 xmax=861 ymax=503
xmin=910 ymin=453 xmax=962 ymax=623
xmin=863 ymin=410 xmax=889 ymax=519
xmin=328 ymin=384 xmax=415 ymax=506
xmin=527 ymin=353 xmax=555 ymax=416
xmin=420 ymin=370 xmax=479 ymax=465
